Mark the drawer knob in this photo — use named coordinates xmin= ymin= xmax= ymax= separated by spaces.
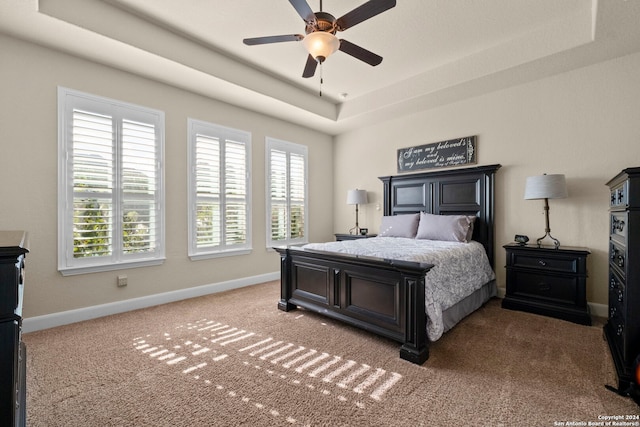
xmin=616 ymin=324 xmax=624 ymax=336
xmin=537 ymin=260 xmax=547 ymax=267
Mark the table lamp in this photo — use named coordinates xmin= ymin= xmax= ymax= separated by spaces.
xmin=524 ymin=173 xmax=568 ymax=248
xmin=347 ymin=189 xmax=368 ymax=235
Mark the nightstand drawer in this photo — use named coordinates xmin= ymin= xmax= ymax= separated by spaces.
xmin=510 ymin=252 xmax=579 ymax=274
xmin=507 ymin=270 xmax=581 ymax=306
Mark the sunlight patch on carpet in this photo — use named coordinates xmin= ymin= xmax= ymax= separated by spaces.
xmin=132 ymin=317 xmax=403 ymax=423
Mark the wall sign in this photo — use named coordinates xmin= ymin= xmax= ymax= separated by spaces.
xmin=397 ymin=136 xmax=476 ymax=172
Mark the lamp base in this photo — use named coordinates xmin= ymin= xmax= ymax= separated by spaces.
xmin=536 ymin=198 xmax=560 ymax=248
xmin=535 ymin=231 xmax=560 ymax=249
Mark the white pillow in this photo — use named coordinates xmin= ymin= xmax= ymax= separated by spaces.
xmin=416 ymin=212 xmax=476 ymax=242
xmin=378 ymin=214 xmax=420 ymax=238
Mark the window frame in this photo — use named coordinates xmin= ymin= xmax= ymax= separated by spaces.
xmin=187 ymin=118 xmax=252 ymax=260
xmin=265 ymin=137 xmax=308 ymax=248
xmin=57 ymin=87 xmax=165 ymax=276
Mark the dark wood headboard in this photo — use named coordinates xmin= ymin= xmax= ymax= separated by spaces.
xmin=379 ymin=164 xmax=501 ymax=268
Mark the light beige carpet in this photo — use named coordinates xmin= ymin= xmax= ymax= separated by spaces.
xmin=24 ymin=281 xmax=638 ymax=426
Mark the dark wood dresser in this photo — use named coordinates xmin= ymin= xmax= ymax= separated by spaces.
xmin=502 ymin=243 xmax=591 ymax=325
xmin=605 ymin=168 xmax=640 ymax=391
xmin=0 ymin=231 xmax=28 ymax=427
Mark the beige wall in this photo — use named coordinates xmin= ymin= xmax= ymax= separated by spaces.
xmin=4 ymin=32 xmax=640 ymax=319
xmin=0 ymin=35 xmax=334 ymax=318
xmin=334 ymin=51 xmax=640 ymax=307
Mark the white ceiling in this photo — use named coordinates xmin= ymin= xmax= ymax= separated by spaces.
xmin=2 ymin=0 xmax=640 ymax=135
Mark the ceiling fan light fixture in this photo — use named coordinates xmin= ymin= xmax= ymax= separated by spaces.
xmin=303 ymin=31 xmax=339 ymax=62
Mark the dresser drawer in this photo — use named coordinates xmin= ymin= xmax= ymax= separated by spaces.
xmin=610 ymin=180 xmax=628 ymax=207
xmin=509 ymin=252 xmax=579 ymax=274
xmin=0 ymin=258 xmax=23 ymax=318
xmin=609 ymin=241 xmax=626 ymax=274
xmin=608 ymin=271 xmax=626 ymax=319
xmin=610 ymin=212 xmax=628 ymax=240
xmin=608 ymin=313 xmax=625 ymax=355
xmin=507 ymin=270 xmax=582 ymax=306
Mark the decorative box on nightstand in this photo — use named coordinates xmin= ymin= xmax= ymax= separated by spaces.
xmin=502 ymin=243 xmax=591 ymax=325
xmin=334 ymin=233 xmax=377 ymax=241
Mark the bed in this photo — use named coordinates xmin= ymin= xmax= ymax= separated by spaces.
xmin=275 ymin=164 xmax=501 ymax=364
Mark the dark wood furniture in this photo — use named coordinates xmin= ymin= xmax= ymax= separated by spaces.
xmin=502 ymin=243 xmax=591 ymax=325
xmin=276 ymin=164 xmax=500 ymax=364
xmin=334 ymin=233 xmax=377 ymax=241
xmin=0 ymin=231 xmax=28 ymax=427
xmin=605 ymin=167 xmax=640 ymax=392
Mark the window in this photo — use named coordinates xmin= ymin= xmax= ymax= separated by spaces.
xmin=188 ymin=119 xmax=251 ymax=259
xmin=58 ymin=87 xmax=165 ymax=275
xmin=266 ymin=137 xmax=308 ymax=248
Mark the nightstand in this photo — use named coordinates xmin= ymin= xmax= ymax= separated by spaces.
xmin=335 ymin=233 xmax=377 ymax=241
xmin=502 ymin=243 xmax=591 ymax=325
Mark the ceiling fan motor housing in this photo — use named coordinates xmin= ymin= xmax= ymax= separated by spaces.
xmin=306 ymin=11 xmax=337 ymax=35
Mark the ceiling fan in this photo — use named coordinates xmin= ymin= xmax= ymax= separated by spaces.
xmin=243 ymin=0 xmax=396 ymax=78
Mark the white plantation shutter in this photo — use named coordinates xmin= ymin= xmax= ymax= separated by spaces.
xmin=71 ymin=109 xmax=114 ymax=258
xmin=289 ymin=152 xmax=306 ymax=239
xmin=188 ymin=119 xmax=251 ymax=259
xmin=58 ymin=87 xmax=165 ymax=275
xmin=194 ymin=134 xmax=221 ymax=247
xmin=269 ymin=149 xmax=288 ymax=242
xmin=266 ymin=138 xmax=308 ymax=247
xmin=224 ymin=140 xmax=247 ymax=245
xmin=121 ymin=119 xmax=159 ymax=255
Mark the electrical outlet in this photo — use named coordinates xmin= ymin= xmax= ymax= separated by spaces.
xmin=117 ymin=275 xmax=128 ymax=287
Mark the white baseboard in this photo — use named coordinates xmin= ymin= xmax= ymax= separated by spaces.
xmin=23 ymin=272 xmax=280 ymax=333
xmin=25 ymin=277 xmax=608 ymax=334
xmin=588 ymin=301 xmax=607 ymax=319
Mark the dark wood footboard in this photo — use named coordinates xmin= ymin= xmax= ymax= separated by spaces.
xmin=276 ymin=246 xmax=433 ymax=364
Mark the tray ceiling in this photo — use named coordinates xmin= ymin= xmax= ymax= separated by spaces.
xmin=2 ymin=0 xmax=640 ymax=134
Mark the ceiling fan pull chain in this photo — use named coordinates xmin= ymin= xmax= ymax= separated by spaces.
xmin=319 ymin=62 xmax=323 ymax=96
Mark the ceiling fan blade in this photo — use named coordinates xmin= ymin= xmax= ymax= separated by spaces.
xmin=336 ymin=0 xmax=396 ymax=31
xmin=289 ymin=0 xmax=317 ymax=25
xmin=302 ymin=54 xmax=318 ymax=78
xmin=338 ymin=39 xmax=382 ymax=66
xmin=243 ymin=34 xmax=305 ymax=45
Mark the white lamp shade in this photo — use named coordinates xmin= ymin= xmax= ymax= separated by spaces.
xmin=347 ymin=189 xmax=368 ymax=205
xmin=524 ymin=174 xmax=568 ymax=200
xmin=303 ymin=32 xmax=340 ymax=61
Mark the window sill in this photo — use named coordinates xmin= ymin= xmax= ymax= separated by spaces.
xmin=189 ymin=248 xmax=252 ymax=261
xmin=58 ymin=258 xmax=166 ymax=276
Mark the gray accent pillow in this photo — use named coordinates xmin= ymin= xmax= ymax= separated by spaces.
xmin=379 ymin=213 xmax=420 ymax=238
xmin=416 ymin=212 xmax=476 ymax=242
